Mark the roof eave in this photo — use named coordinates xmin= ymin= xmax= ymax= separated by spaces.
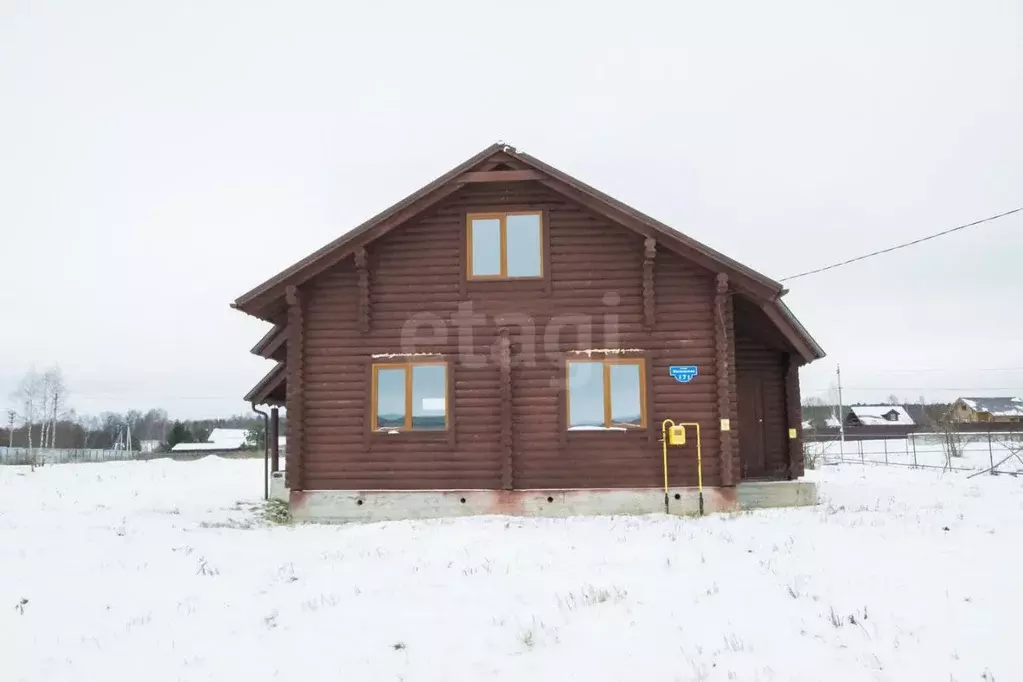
xmin=250 ymin=323 xmax=285 ymax=356
xmin=762 ymin=299 xmax=826 ymax=364
xmin=231 ymin=142 xmax=508 ymax=313
xmin=244 ymin=362 xmax=287 ymax=405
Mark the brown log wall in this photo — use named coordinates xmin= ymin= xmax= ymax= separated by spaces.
xmin=296 ymin=180 xmax=749 ymax=491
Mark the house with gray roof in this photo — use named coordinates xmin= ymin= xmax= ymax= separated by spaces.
xmin=845 ymin=405 xmax=915 ymax=427
xmin=951 ymin=397 xmax=1023 ymax=424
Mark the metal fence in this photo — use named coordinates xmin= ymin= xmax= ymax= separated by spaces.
xmin=804 ymin=429 xmax=1023 ymax=475
xmin=0 ymin=447 xmax=144 ymax=465
xmin=0 ymin=446 xmax=270 ymax=466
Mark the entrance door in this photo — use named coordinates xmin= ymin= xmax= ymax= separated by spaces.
xmin=738 ymin=375 xmax=767 ymax=479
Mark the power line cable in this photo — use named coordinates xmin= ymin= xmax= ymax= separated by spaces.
xmin=809 ymin=367 xmax=1023 ymax=374
xmin=780 ymin=206 xmax=1023 ymax=281
xmin=803 ymin=386 xmax=1023 ymax=392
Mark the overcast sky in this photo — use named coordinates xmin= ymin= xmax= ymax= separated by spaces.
xmin=1 ymin=0 xmax=1020 ymax=419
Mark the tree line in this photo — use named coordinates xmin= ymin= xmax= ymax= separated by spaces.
xmin=4 ymin=366 xmax=281 ymax=451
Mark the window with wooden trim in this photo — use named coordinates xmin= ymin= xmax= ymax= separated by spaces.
xmin=372 ymin=362 xmax=448 ymax=431
xmin=566 ymin=358 xmax=646 ymax=429
xmin=467 ymin=211 xmax=543 ymax=279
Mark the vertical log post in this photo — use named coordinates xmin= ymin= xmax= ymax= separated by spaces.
xmin=714 ymin=273 xmax=734 ymax=486
xmin=269 ymin=406 xmax=280 ymax=473
xmin=354 ymin=247 xmax=370 ymax=333
xmin=784 ymin=353 xmax=803 ymax=479
xmin=642 ymin=238 xmax=657 ymax=330
xmin=285 ymin=285 xmax=305 ymax=491
xmin=498 ymin=329 xmax=514 ymax=489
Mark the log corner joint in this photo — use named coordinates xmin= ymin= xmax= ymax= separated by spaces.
xmin=497 ymin=328 xmax=514 ymax=490
xmin=714 ymin=272 xmax=734 ymax=486
xmin=354 ymin=247 xmax=370 ymax=333
xmin=642 ymin=237 xmax=657 ymax=330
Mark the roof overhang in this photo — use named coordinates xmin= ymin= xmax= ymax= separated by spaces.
xmin=250 ymin=325 xmax=287 ymax=361
xmin=244 ymin=362 xmax=286 ymax=406
xmin=250 ymin=323 xmax=286 ymax=356
xmin=762 ymin=299 xmax=826 ymax=364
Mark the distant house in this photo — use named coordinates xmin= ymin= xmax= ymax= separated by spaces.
xmin=951 ymin=397 xmax=1023 ymax=423
xmin=169 ymin=427 xmax=285 ymax=453
xmin=845 ymin=405 xmax=914 ymax=427
xmin=170 ymin=428 xmax=248 ymax=453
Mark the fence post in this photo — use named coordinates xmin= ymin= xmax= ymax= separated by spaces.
xmin=911 ymin=434 xmax=918 ymax=469
xmin=988 ymin=432 xmax=994 ymax=475
xmin=860 ymin=440 xmax=864 ymax=464
xmin=884 ymin=439 xmax=889 ymax=465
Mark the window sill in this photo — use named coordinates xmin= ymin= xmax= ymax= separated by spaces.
xmin=567 ymin=426 xmax=646 ymax=433
xmin=372 ymin=429 xmax=449 ymax=437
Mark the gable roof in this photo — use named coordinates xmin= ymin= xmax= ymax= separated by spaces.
xmin=207 ymin=428 xmax=250 ymax=446
xmin=958 ymin=397 xmax=1023 ymax=417
xmin=232 ymin=142 xmax=824 ymax=362
xmin=848 ymin=405 xmax=915 ymax=426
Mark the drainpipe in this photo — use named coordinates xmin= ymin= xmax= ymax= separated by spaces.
xmin=251 ymin=403 xmax=269 ymax=500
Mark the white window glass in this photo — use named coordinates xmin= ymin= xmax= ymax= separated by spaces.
xmin=411 ymin=365 xmax=446 ymax=430
xmin=568 ymin=361 xmax=604 ymax=428
xmin=376 ymin=367 xmax=406 ymax=429
xmin=505 ymin=213 xmax=542 ymax=277
xmin=609 ymin=363 xmax=643 ymax=426
xmin=471 ymin=218 xmax=501 ymax=276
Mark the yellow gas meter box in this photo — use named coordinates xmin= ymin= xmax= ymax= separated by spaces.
xmin=668 ymin=425 xmax=687 ymax=446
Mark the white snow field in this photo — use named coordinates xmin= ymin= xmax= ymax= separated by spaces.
xmin=2 ymin=458 xmax=1021 ymax=682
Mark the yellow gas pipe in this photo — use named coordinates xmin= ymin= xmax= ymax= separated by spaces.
xmin=660 ymin=419 xmax=704 ymax=516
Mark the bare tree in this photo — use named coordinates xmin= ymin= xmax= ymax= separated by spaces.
xmin=38 ymin=373 xmax=51 ymax=450
xmin=6 ymin=409 xmax=14 ymax=447
xmin=937 ymin=406 xmax=977 ymax=468
xmin=12 ymin=369 xmax=44 ymax=468
xmin=45 ymin=366 xmax=67 ymax=448
xmin=15 ymin=370 xmax=41 ymax=449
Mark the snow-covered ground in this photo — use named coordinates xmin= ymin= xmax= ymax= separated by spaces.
xmin=2 ymin=458 xmax=1022 ymax=682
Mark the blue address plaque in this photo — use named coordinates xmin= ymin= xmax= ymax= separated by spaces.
xmin=669 ymin=365 xmax=699 ymax=383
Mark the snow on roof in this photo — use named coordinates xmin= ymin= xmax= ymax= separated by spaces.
xmin=169 ymin=442 xmax=244 ymax=452
xmin=208 ymin=428 xmax=249 ymax=446
xmin=959 ymin=397 xmax=1023 ymax=417
xmin=825 ymin=416 xmax=841 ymax=428
xmin=849 ymin=405 xmax=915 ymax=426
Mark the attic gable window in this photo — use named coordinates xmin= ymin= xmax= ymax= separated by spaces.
xmin=467 ymin=212 xmax=543 ymax=279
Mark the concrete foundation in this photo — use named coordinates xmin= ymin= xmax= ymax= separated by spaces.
xmin=288 ymin=480 xmax=818 ymax=523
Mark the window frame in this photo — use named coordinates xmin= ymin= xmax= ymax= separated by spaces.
xmin=565 ymin=357 xmax=648 ymax=430
xmin=466 ymin=211 xmax=544 ymax=280
xmin=370 ymin=361 xmax=449 ymax=432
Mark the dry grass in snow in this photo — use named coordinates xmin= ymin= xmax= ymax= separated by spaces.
xmin=1 ymin=457 xmax=1021 ymax=681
